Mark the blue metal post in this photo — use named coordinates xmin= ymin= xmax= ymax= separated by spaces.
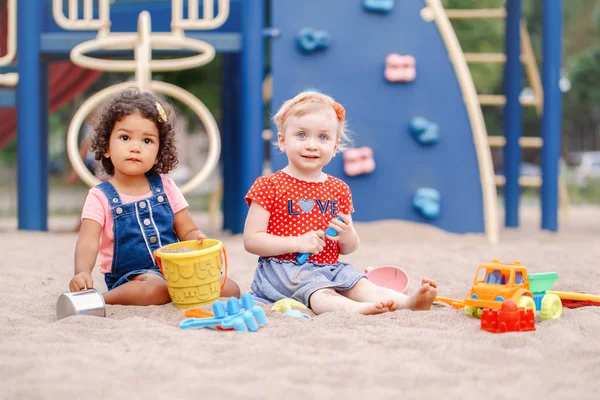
xmin=234 ymin=0 xmax=265 ymax=234
xmin=17 ymin=0 xmax=47 ymax=230
xmin=541 ymin=0 xmax=563 ymax=231
xmin=503 ymin=0 xmax=522 ymax=228
xmin=222 ymin=53 xmax=241 ymax=233
xmin=39 ymin=62 xmax=49 ymax=220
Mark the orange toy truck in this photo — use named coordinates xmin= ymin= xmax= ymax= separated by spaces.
xmin=463 ymin=259 xmax=562 ymax=321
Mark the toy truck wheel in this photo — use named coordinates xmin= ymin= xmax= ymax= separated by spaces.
xmin=540 ymin=293 xmax=562 ymax=320
xmin=464 ymin=305 xmax=483 ymax=318
xmin=464 ymin=305 xmax=477 ymax=317
xmin=517 ymin=296 xmax=536 ymax=313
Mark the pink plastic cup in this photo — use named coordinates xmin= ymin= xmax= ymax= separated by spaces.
xmin=365 ymin=265 xmax=410 ymax=294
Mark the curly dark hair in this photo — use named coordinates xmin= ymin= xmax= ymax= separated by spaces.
xmin=90 ymin=86 xmax=178 ymax=176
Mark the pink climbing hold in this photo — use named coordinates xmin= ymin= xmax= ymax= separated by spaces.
xmin=384 ymin=54 xmax=416 ymax=82
xmin=343 ymin=147 xmax=376 ymax=177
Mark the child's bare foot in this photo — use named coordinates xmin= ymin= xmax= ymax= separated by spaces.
xmin=352 ymin=300 xmax=394 ymax=315
xmin=422 ymin=278 xmax=437 ymax=288
xmin=407 ymin=278 xmax=438 ymax=311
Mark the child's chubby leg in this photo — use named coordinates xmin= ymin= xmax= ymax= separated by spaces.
xmin=103 ymin=273 xmax=171 ymax=306
xmin=341 ymin=277 xmax=438 ymax=311
xmin=104 ymin=274 xmax=242 ymax=305
xmin=309 ymin=287 xmax=394 ymax=316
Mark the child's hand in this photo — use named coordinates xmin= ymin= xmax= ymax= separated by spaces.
xmin=194 ymin=230 xmax=208 ymax=243
xmin=326 ymin=213 xmax=353 ymax=241
xmin=69 ymin=272 xmax=93 ymax=292
xmin=296 ymin=230 xmax=326 ymax=255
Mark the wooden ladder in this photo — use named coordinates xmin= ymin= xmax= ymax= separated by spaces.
xmin=445 ymin=6 xmax=569 ymax=218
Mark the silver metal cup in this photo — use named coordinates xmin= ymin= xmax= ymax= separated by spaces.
xmin=56 ymin=288 xmax=106 ymax=320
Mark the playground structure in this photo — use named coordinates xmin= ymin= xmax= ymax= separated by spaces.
xmin=0 ymin=0 xmax=264 ymax=234
xmin=0 ymin=0 xmax=102 ymax=149
xmin=0 ymin=0 xmax=564 ymax=242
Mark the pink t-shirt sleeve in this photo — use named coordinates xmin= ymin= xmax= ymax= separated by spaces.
xmin=162 ymin=176 xmax=188 ymax=214
xmin=81 ymin=188 xmax=107 ymax=227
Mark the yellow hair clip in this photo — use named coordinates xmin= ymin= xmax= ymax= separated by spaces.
xmin=155 ymin=102 xmax=167 ymax=122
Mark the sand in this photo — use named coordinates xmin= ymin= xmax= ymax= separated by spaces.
xmin=1 ymin=206 xmax=599 ymax=400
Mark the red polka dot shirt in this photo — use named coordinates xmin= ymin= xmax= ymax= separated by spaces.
xmin=245 ymin=170 xmax=354 ymax=264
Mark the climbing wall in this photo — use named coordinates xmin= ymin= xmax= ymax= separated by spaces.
xmin=270 ymin=0 xmax=486 ymax=235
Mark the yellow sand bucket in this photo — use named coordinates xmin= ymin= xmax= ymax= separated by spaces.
xmin=154 ymin=239 xmax=228 ymax=309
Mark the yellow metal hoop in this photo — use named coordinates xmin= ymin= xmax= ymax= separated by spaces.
xmin=70 ymin=34 xmax=216 ymax=72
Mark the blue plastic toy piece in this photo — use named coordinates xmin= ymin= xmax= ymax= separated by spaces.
xmin=408 ymin=116 xmax=440 ymax=146
xmin=296 ymin=27 xmax=331 ymax=54
xmin=412 ymin=188 xmax=441 ymax=220
xmin=283 ymin=309 xmax=312 ymax=319
xmin=363 ymin=0 xmax=395 ymax=13
xmin=296 ymin=216 xmax=343 ymax=264
xmin=533 ymin=293 xmax=545 ymax=311
xmin=179 ymin=293 xmax=267 ymax=332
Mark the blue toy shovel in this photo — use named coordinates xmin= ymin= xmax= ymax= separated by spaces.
xmin=179 ymin=294 xmax=267 ymax=332
xmin=296 ymin=217 xmax=344 ymax=264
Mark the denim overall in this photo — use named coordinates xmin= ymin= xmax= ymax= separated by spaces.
xmin=98 ymin=174 xmax=178 ymax=290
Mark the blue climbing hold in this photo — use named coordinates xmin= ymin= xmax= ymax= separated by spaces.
xmin=364 ymin=0 xmax=395 ymax=13
xmin=297 ymin=27 xmax=331 ymax=54
xmin=408 ymin=116 xmax=440 ymax=146
xmin=412 ymin=188 xmax=441 ymax=220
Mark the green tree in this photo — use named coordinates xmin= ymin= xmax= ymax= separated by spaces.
xmin=523 ymin=0 xmax=600 ymax=154
xmin=563 ymin=46 xmax=600 ymax=151
xmin=442 ymin=0 xmax=600 ymax=156
xmin=155 ymin=55 xmax=224 ymax=124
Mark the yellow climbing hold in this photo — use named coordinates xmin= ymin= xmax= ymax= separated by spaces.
xmin=271 ymin=298 xmax=308 ymax=313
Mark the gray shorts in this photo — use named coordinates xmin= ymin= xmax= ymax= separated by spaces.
xmin=250 ymin=257 xmax=365 ymax=308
